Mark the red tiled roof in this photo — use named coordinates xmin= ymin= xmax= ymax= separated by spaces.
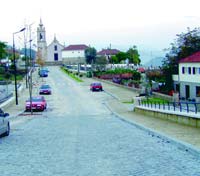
xmin=97 ymin=49 xmax=120 ymax=56
xmin=179 ymin=51 xmax=200 ymax=63
xmin=138 ymin=67 xmax=145 ymax=73
xmin=63 ymin=44 xmax=89 ymax=51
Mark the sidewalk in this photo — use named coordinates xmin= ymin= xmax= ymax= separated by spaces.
xmin=82 ymin=77 xmax=200 ymax=150
xmin=2 ymin=70 xmax=40 ymax=118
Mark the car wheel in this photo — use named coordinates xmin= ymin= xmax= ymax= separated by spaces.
xmin=2 ymin=123 xmax=10 ymax=137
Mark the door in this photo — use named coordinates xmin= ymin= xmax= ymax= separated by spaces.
xmin=54 ymin=53 xmax=58 ymax=61
xmin=175 ymin=84 xmax=180 ymax=93
xmin=185 ymin=85 xmax=190 ymax=99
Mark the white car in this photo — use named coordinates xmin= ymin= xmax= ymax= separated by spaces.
xmin=0 ymin=109 xmax=10 ymax=137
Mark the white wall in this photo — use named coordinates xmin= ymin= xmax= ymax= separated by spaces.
xmin=47 ymin=41 xmax=64 ymax=62
xmin=179 ymin=63 xmax=200 ymax=83
xmin=62 ymin=50 xmax=85 ymax=58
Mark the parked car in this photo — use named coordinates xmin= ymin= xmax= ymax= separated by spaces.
xmin=39 ymin=70 xmax=48 ymax=77
xmin=39 ymin=84 xmax=52 ymax=95
xmin=0 ymin=108 xmax=10 ymax=137
xmin=90 ymin=82 xmax=103 ymax=91
xmin=25 ymin=96 xmax=47 ymax=111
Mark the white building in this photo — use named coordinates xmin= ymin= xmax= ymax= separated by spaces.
xmin=62 ymin=44 xmax=89 ymax=64
xmin=173 ymin=51 xmax=200 ymax=101
xmin=47 ymin=35 xmax=64 ymax=62
xmin=37 ymin=19 xmax=47 ymax=61
xmin=37 ymin=19 xmax=63 ymax=64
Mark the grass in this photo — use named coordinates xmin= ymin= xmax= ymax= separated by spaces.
xmin=60 ymin=67 xmax=83 ymax=82
xmin=122 ymin=100 xmax=134 ymax=104
xmin=0 ymin=74 xmax=24 ymax=81
xmin=142 ymin=97 xmax=169 ymax=104
xmin=122 ymin=97 xmax=169 ymax=104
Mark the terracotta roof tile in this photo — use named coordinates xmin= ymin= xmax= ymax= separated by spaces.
xmin=63 ymin=44 xmax=89 ymax=51
xmin=97 ymin=49 xmax=120 ymax=55
xmin=179 ymin=51 xmax=200 ymax=63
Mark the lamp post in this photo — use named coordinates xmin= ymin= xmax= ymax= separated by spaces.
xmin=13 ymin=27 xmax=26 ymax=105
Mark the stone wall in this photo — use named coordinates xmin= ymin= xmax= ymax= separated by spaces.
xmin=134 ymin=107 xmax=200 ymax=128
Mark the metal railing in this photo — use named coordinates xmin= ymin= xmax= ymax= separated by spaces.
xmin=138 ymin=100 xmax=200 ymax=114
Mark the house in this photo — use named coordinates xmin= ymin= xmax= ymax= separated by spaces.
xmin=173 ymin=51 xmax=200 ymax=101
xmin=97 ymin=49 xmax=120 ymax=61
xmin=62 ymin=44 xmax=89 ymax=64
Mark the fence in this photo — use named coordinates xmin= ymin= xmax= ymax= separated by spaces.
xmin=138 ymin=100 xmax=200 ymax=114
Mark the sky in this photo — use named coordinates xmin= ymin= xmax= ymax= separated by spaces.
xmin=1 ymin=0 xmax=200 ymax=64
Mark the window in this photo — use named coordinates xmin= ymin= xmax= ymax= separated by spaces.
xmin=182 ymin=67 xmax=185 ymax=74
xmin=193 ymin=67 xmax=196 ymax=74
xmin=196 ymin=86 xmax=200 ymax=97
xmin=54 ymin=45 xmax=57 ymax=51
xmin=188 ymin=67 xmax=191 ymax=74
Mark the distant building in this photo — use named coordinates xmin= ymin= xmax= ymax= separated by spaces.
xmin=47 ymin=35 xmax=64 ymax=62
xmin=173 ymin=51 xmax=200 ymax=101
xmin=37 ymin=19 xmax=47 ymax=61
xmin=37 ymin=19 xmax=63 ymax=64
xmin=97 ymin=49 xmax=120 ymax=61
xmin=62 ymin=44 xmax=89 ymax=64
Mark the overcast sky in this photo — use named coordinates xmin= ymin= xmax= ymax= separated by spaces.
xmin=1 ymin=0 xmax=200 ymax=63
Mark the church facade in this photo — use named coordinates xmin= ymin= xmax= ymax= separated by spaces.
xmin=37 ymin=19 xmax=64 ymax=64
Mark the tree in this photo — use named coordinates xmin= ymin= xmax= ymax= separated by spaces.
xmin=115 ymin=52 xmax=128 ymax=63
xmin=127 ymin=45 xmax=141 ymax=65
xmin=0 ymin=41 xmax=7 ymax=59
xmin=162 ymin=27 xmax=200 ymax=90
xmin=110 ymin=55 xmax=118 ymax=64
xmin=95 ymin=56 xmax=108 ymax=71
xmin=36 ymin=50 xmax=45 ymax=67
xmin=84 ymin=47 xmax=97 ymax=64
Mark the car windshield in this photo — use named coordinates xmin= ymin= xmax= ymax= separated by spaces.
xmin=27 ymin=97 xmax=44 ymax=102
xmin=93 ymin=83 xmax=101 ymax=86
xmin=40 ymin=85 xmax=50 ymax=89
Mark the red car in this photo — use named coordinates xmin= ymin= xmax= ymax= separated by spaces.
xmin=25 ymin=96 xmax=47 ymax=111
xmin=39 ymin=84 xmax=52 ymax=95
xmin=90 ymin=82 xmax=103 ymax=91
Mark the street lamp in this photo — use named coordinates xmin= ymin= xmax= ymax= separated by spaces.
xmin=13 ymin=27 xmax=26 ymax=105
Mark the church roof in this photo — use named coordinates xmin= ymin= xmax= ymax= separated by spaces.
xmin=179 ymin=51 xmax=200 ymax=63
xmin=63 ymin=44 xmax=89 ymax=51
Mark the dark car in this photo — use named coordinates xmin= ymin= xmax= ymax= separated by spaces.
xmin=39 ymin=70 xmax=48 ymax=77
xmin=90 ymin=82 xmax=103 ymax=91
xmin=25 ymin=96 xmax=47 ymax=111
xmin=0 ymin=108 xmax=10 ymax=137
xmin=39 ymin=84 xmax=52 ymax=95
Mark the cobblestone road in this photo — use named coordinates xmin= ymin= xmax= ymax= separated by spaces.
xmin=1 ymin=67 xmax=200 ymax=176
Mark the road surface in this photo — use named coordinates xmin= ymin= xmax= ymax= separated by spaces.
xmin=0 ymin=67 xmax=200 ymax=176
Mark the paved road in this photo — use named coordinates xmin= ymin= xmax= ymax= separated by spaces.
xmin=1 ymin=67 xmax=200 ymax=176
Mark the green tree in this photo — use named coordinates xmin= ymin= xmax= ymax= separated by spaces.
xmin=110 ymin=55 xmax=118 ymax=64
xmin=127 ymin=45 xmax=141 ymax=65
xmin=115 ymin=52 xmax=128 ymax=63
xmin=84 ymin=47 xmax=97 ymax=64
xmin=95 ymin=56 xmax=108 ymax=71
xmin=162 ymin=27 xmax=200 ymax=90
xmin=0 ymin=41 xmax=7 ymax=59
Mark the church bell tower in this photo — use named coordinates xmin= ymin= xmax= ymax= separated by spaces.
xmin=37 ymin=18 xmax=47 ymax=61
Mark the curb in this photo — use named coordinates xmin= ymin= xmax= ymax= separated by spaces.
xmin=103 ymin=90 xmax=120 ymax=101
xmin=104 ymin=102 xmax=200 ymax=159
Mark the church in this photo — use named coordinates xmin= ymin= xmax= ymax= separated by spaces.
xmin=37 ymin=19 xmax=64 ymax=64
